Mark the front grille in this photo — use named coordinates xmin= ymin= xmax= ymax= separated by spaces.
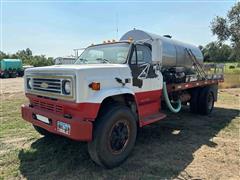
xmin=33 ymin=78 xmax=62 ymax=94
xmin=26 ymin=75 xmax=75 ymax=100
xmin=31 ymin=99 xmax=64 ymax=113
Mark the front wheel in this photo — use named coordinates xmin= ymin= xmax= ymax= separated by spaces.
xmin=88 ymin=105 xmax=137 ymax=168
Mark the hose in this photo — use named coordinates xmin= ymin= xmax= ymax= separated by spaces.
xmin=163 ymin=82 xmax=181 ymax=113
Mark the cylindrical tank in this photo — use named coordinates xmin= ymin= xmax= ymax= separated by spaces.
xmin=0 ymin=59 xmax=23 ymax=71
xmin=120 ymin=29 xmax=203 ymax=69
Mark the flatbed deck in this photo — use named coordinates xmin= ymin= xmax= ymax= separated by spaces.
xmin=167 ymin=76 xmax=224 ymax=92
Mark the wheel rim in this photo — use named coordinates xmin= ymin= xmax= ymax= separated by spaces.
xmin=207 ymin=92 xmax=214 ymax=111
xmin=108 ymin=120 xmax=130 ymax=154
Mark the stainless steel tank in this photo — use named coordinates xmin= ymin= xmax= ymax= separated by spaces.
xmin=120 ymin=29 xmax=203 ymax=69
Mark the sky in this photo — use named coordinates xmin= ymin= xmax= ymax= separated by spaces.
xmin=1 ymin=0 xmax=238 ymax=58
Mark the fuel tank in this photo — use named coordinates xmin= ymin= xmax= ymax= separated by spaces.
xmin=120 ymin=29 xmax=203 ymax=69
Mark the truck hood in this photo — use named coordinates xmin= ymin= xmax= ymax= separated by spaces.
xmin=25 ymin=64 xmax=129 ymax=74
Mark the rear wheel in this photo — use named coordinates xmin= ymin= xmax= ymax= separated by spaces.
xmin=198 ymin=87 xmax=215 ymax=115
xmin=190 ymin=88 xmax=201 ymax=113
xmin=33 ymin=125 xmax=52 ymax=136
xmin=88 ymin=105 xmax=137 ymax=168
xmin=10 ymin=72 xmax=17 ymax=78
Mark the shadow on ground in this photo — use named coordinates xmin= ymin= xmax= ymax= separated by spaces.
xmin=18 ymin=106 xmax=239 ymax=179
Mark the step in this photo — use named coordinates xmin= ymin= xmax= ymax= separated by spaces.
xmin=140 ymin=112 xmax=167 ymax=127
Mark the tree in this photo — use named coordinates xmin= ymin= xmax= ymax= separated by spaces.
xmin=31 ymin=55 xmax=54 ymax=67
xmin=201 ymin=42 xmax=232 ymax=62
xmin=198 ymin=45 xmax=204 ymax=51
xmin=0 ymin=48 xmax=54 ymax=67
xmin=211 ymin=2 xmax=240 ymax=60
xmin=26 ymin=48 xmax=32 ymax=56
xmin=0 ymin=51 xmax=7 ymax=59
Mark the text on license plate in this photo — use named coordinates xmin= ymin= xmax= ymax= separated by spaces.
xmin=57 ymin=121 xmax=71 ymax=135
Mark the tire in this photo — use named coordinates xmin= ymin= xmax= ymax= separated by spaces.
xmin=18 ymin=70 xmax=24 ymax=77
xmin=10 ymin=72 xmax=17 ymax=78
xmin=2 ymin=72 xmax=9 ymax=78
xmin=198 ymin=87 xmax=215 ymax=115
xmin=33 ymin=125 xmax=52 ymax=136
xmin=88 ymin=105 xmax=137 ymax=168
xmin=190 ymin=88 xmax=201 ymax=113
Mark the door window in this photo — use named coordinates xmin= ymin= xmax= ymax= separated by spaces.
xmin=130 ymin=44 xmax=152 ymax=64
xmin=136 ymin=45 xmax=152 ymax=64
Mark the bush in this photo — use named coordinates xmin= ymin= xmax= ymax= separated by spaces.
xmin=229 ymin=65 xmax=235 ymax=69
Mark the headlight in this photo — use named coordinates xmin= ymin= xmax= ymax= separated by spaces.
xmin=27 ymin=78 xmax=33 ymax=89
xmin=63 ymin=80 xmax=71 ymax=95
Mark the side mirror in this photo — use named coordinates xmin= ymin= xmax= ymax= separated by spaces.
xmin=151 ymin=38 xmax=162 ymax=66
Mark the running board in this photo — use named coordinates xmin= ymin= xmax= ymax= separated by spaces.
xmin=140 ymin=112 xmax=167 ymax=127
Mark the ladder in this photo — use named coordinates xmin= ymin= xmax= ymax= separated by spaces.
xmin=185 ymin=48 xmax=207 ymax=80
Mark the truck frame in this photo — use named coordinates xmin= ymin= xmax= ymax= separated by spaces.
xmin=21 ymin=30 xmax=224 ymax=168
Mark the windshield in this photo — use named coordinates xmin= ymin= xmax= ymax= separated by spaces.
xmin=75 ymin=43 xmax=130 ymax=64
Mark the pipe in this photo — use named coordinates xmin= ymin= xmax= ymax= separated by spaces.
xmin=163 ymin=82 xmax=181 ymax=113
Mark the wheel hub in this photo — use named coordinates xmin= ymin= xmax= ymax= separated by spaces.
xmin=109 ymin=120 xmax=130 ymax=154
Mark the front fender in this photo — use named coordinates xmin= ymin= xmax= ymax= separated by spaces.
xmin=85 ymin=87 xmax=135 ymax=103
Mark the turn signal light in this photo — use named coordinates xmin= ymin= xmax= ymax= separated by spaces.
xmin=89 ymin=82 xmax=100 ymax=90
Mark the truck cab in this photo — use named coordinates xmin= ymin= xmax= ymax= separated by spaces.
xmin=21 ymin=29 xmax=223 ymax=168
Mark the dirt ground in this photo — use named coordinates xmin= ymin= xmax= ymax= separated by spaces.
xmin=0 ymin=78 xmax=24 ymax=100
xmin=0 ymin=78 xmax=239 ymax=179
xmin=0 ymin=78 xmax=24 ymax=94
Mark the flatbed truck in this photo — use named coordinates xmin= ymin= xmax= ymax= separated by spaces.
xmin=21 ymin=29 xmax=224 ymax=168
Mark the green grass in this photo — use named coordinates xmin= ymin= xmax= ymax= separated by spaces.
xmin=211 ymin=63 xmax=240 ymax=88
xmin=204 ymin=62 xmax=240 ymax=74
xmin=0 ymin=97 xmax=38 ymax=178
xmin=223 ymin=63 xmax=240 ymax=74
xmin=0 ymin=91 xmax=239 ymax=179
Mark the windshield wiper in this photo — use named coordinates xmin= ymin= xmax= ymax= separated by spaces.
xmin=96 ymin=58 xmax=110 ymax=63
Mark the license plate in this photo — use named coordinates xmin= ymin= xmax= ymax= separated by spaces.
xmin=57 ymin=121 xmax=71 ymax=135
xmin=36 ymin=114 xmax=50 ymax=124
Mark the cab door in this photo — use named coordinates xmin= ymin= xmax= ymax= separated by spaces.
xmin=129 ymin=44 xmax=163 ymax=117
